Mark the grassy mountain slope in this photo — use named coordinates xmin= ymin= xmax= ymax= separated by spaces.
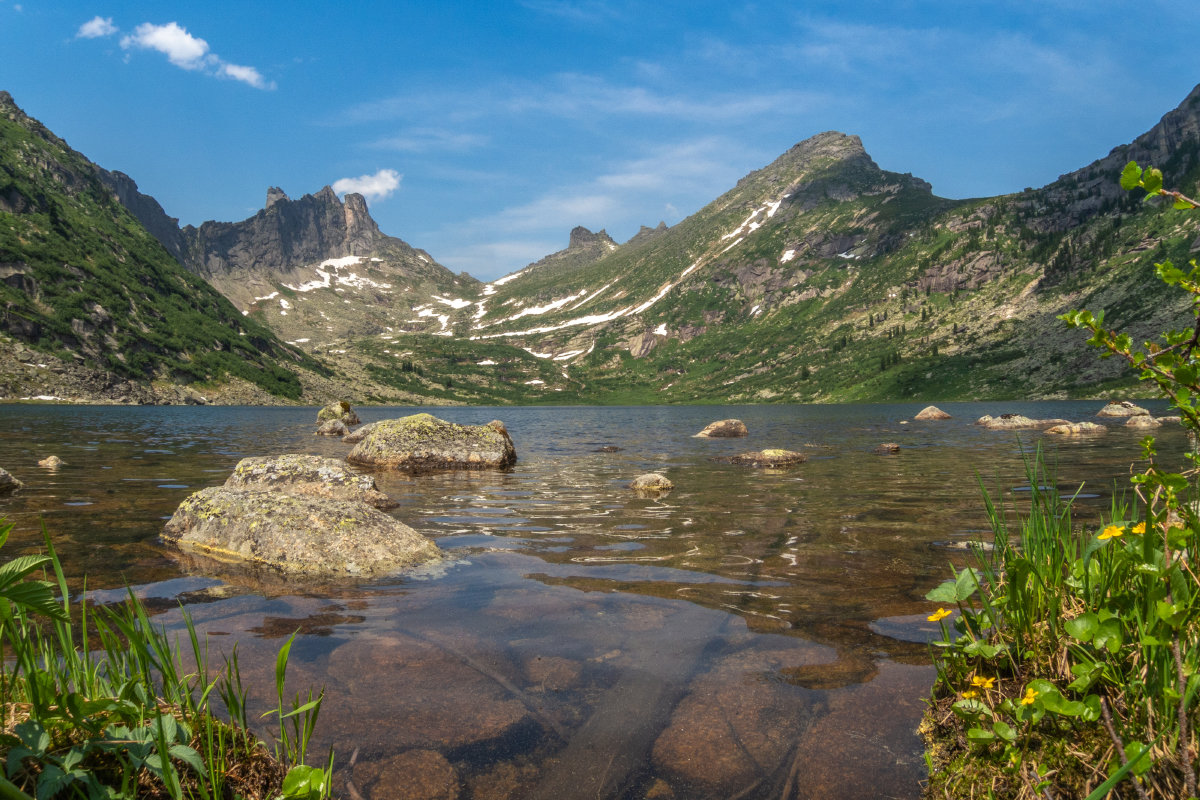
xmin=0 ymin=91 xmax=322 ymax=401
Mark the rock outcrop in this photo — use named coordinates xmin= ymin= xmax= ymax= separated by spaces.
xmin=223 ymin=454 xmax=396 ymax=509
xmin=161 ymin=488 xmax=438 ymax=577
xmin=914 ymin=406 xmax=951 ymax=421
xmin=694 ymin=419 xmax=749 ymax=438
xmin=346 ymin=413 xmax=517 ymax=472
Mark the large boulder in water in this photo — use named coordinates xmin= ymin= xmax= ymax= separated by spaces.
xmin=161 ymin=488 xmax=439 ymax=577
xmin=693 ymin=419 xmax=748 ymax=438
xmin=914 ymin=405 xmax=951 ymax=421
xmin=342 ymin=421 xmax=378 ymax=444
xmin=0 ymin=468 xmax=22 ymax=494
xmin=976 ymin=414 xmax=1070 ymax=430
xmin=224 ymin=454 xmax=396 ymax=509
xmin=317 ymin=401 xmax=361 ymax=426
xmin=1125 ymin=415 xmax=1162 ymax=430
xmin=346 ymin=413 xmax=516 ymax=472
xmin=1097 ymin=400 xmax=1149 ymax=418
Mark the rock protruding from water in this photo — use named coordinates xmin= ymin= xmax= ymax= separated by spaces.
xmin=224 ymin=454 xmax=396 ymax=509
xmin=976 ymin=414 xmax=1070 ymax=430
xmin=694 ymin=419 xmax=749 ymax=438
xmin=341 ymin=421 xmax=378 ymax=444
xmin=630 ymin=473 xmax=674 ymax=493
xmin=914 ymin=405 xmax=951 ymax=421
xmin=315 ymin=419 xmax=349 ymax=437
xmin=874 ymin=442 xmax=901 ymax=454
xmin=1096 ymin=400 xmax=1149 ymax=418
xmin=162 ymin=488 xmax=438 ymax=577
xmin=1045 ymin=422 xmax=1108 ymax=436
xmin=719 ymin=449 xmax=807 ymax=467
xmin=317 ymin=400 xmax=361 ymax=426
xmin=346 ymin=413 xmax=517 ymax=472
xmin=1125 ymin=415 xmax=1162 ymax=430
xmin=0 ymin=468 xmax=22 ymax=493
xmin=38 ymin=455 xmax=65 ymax=468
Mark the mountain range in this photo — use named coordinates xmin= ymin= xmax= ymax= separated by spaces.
xmin=2 ymin=84 xmax=1198 ymax=404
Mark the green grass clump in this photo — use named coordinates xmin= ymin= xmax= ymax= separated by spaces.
xmin=0 ymin=520 xmax=332 ymax=800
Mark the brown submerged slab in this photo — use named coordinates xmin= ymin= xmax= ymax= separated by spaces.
xmin=346 ymin=413 xmax=517 ymax=472
xmin=716 ymin=449 xmax=807 ymax=467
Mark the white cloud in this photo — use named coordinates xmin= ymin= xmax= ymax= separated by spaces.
xmin=369 ymin=128 xmax=490 ymax=153
xmin=332 ymin=169 xmax=402 ymax=200
xmin=76 ymin=16 xmax=117 ymax=39
xmin=114 ymin=20 xmax=274 ymax=89
xmin=121 ymin=22 xmax=210 ymax=69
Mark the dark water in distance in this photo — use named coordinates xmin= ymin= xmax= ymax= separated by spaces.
xmin=0 ymin=401 xmax=1185 ymax=799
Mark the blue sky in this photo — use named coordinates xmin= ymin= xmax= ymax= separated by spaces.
xmin=2 ymin=1 xmax=1197 ymax=282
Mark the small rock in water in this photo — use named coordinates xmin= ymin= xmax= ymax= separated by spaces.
xmin=38 ymin=455 xmax=65 ymax=468
xmin=595 ymin=445 xmax=623 ymax=453
xmin=914 ymin=405 xmax=951 ymax=421
xmin=317 ymin=400 xmax=361 ymax=426
xmin=630 ymin=473 xmax=674 ymax=493
xmin=693 ymin=419 xmax=748 ymax=438
xmin=1096 ymin=400 xmax=1150 ymax=418
xmin=1045 ymin=422 xmax=1108 ymax=436
xmin=976 ymin=415 xmax=1070 ymax=430
xmin=874 ymin=442 xmax=901 ymax=454
xmin=718 ymin=449 xmax=806 ymax=467
xmin=0 ymin=468 xmax=22 ymax=494
xmin=314 ymin=419 xmax=349 ymax=437
xmin=347 ymin=413 xmax=517 ymax=472
xmin=1124 ymin=415 xmax=1161 ymax=430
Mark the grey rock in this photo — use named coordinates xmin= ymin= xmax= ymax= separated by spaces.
xmin=0 ymin=467 xmax=22 ymax=493
xmin=1124 ymin=415 xmax=1162 ymax=429
xmin=342 ymin=421 xmax=378 ymax=444
xmin=976 ymin=414 xmax=1071 ymax=430
xmin=346 ymin=413 xmax=517 ymax=472
xmin=630 ymin=473 xmax=673 ymax=492
xmin=694 ymin=419 xmax=749 ymax=438
xmin=1097 ymin=401 xmax=1150 ymax=418
xmin=315 ymin=419 xmax=350 ymax=437
xmin=223 ymin=454 xmax=396 ymax=509
xmin=161 ymin=487 xmax=439 ymax=577
xmin=1045 ymin=422 xmax=1109 ymax=435
xmin=317 ymin=401 xmax=360 ymax=426
xmin=914 ymin=405 xmax=951 ymax=421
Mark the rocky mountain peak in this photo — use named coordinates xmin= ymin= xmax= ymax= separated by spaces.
xmin=265 ymin=186 xmax=290 ymax=209
xmin=568 ymin=226 xmax=615 ymax=250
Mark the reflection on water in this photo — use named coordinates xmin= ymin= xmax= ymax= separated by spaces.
xmin=0 ymin=401 xmax=1183 ymax=798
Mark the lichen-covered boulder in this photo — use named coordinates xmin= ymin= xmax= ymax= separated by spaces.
xmin=317 ymin=401 xmax=361 ymax=426
xmin=0 ymin=468 xmax=22 ymax=494
xmin=1097 ymin=401 xmax=1149 ymax=418
xmin=342 ymin=421 xmax=378 ymax=444
xmin=1045 ymin=422 xmax=1108 ymax=435
xmin=38 ymin=455 xmax=65 ymax=468
xmin=161 ymin=488 xmax=439 ymax=577
xmin=346 ymin=414 xmax=517 ymax=472
xmin=914 ymin=406 xmax=951 ymax=421
xmin=976 ymin=414 xmax=1070 ymax=430
xmin=693 ymin=419 xmax=749 ymax=438
xmin=719 ymin=449 xmax=807 ymax=467
xmin=224 ymin=454 xmax=396 ymax=509
xmin=315 ymin=419 xmax=349 ymax=437
xmin=630 ymin=473 xmax=673 ymax=493
xmin=1124 ymin=415 xmax=1162 ymax=430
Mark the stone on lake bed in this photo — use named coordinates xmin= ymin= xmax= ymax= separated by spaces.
xmin=1045 ymin=422 xmax=1108 ymax=436
xmin=719 ymin=449 xmax=807 ymax=467
xmin=346 ymin=413 xmax=517 ymax=472
xmin=161 ymin=487 xmax=440 ymax=577
xmin=317 ymin=400 xmax=360 ymax=426
xmin=314 ymin=419 xmax=349 ymax=437
xmin=630 ymin=473 xmax=673 ymax=493
xmin=693 ymin=418 xmax=749 ymax=438
xmin=914 ymin=405 xmax=951 ymax=421
xmin=1096 ymin=400 xmax=1149 ymax=418
xmin=224 ymin=453 xmax=396 ymax=509
xmin=0 ymin=468 xmax=22 ymax=493
xmin=351 ymin=749 xmax=460 ymax=800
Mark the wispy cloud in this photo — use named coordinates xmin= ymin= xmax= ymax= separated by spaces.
xmin=368 ymin=128 xmax=490 ymax=153
xmin=332 ymin=169 xmax=402 ymax=200
xmin=77 ymin=19 xmax=276 ymax=89
xmin=76 ymin=16 xmax=117 ymax=39
xmin=517 ymin=0 xmax=623 ymax=24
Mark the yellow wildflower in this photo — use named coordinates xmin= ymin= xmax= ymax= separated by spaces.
xmin=927 ymin=608 xmax=952 ymax=622
xmin=1098 ymin=524 xmax=1125 ymax=540
xmin=961 ymin=690 xmax=980 ymax=700
xmin=970 ymin=675 xmax=996 ymax=690
xmin=1131 ymin=522 xmax=1146 ymax=535
xmin=1021 ymin=687 xmax=1039 ymax=706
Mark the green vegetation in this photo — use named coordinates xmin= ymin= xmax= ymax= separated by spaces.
xmin=922 ymin=165 xmax=1200 ymax=798
xmin=0 ymin=519 xmax=332 ymax=799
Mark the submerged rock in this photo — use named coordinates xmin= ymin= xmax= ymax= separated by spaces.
xmin=351 ymin=749 xmax=460 ymax=800
xmin=341 ymin=420 xmax=378 ymax=444
xmin=346 ymin=413 xmax=517 ymax=472
xmin=314 ymin=419 xmax=349 ymax=437
xmin=1045 ymin=422 xmax=1108 ymax=436
xmin=224 ymin=454 xmax=396 ymax=509
xmin=595 ymin=445 xmax=623 ymax=453
xmin=693 ymin=419 xmax=748 ymax=438
xmin=0 ymin=468 xmax=22 ymax=493
xmin=976 ymin=414 xmax=1070 ymax=430
xmin=38 ymin=455 xmax=65 ymax=468
xmin=1096 ymin=400 xmax=1149 ymax=418
xmin=161 ymin=488 xmax=439 ymax=577
xmin=630 ymin=473 xmax=674 ymax=493
xmin=718 ymin=449 xmax=807 ymax=467
xmin=317 ymin=400 xmax=361 ymax=426
xmin=914 ymin=405 xmax=952 ymax=421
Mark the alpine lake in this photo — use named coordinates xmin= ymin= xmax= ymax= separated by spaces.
xmin=0 ymin=401 xmax=1184 ymax=800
